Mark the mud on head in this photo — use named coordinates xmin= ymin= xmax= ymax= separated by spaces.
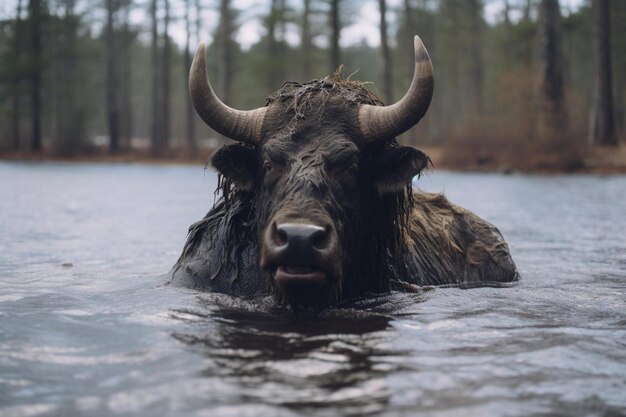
xmin=189 ymin=36 xmax=434 ymax=309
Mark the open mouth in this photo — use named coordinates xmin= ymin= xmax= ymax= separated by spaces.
xmin=275 ymin=265 xmax=327 ymax=286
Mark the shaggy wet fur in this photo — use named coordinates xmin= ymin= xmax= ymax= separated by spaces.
xmin=170 ymin=73 xmax=519 ymax=301
xmin=170 ymin=188 xmax=519 ymax=294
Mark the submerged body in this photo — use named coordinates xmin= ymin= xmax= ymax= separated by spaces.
xmin=171 ymin=36 xmax=518 ymax=307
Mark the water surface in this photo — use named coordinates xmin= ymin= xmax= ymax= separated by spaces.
xmin=1 ymin=162 xmax=625 ymax=417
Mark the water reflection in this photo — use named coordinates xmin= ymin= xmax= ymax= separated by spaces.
xmin=170 ymin=296 xmax=401 ymax=413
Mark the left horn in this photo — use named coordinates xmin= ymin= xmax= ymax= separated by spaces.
xmin=358 ymin=35 xmax=434 ymax=142
xmin=189 ymin=42 xmax=267 ymax=144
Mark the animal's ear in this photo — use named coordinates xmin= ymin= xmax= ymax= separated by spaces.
xmin=373 ymin=146 xmax=430 ymax=194
xmin=211 ymin=144 xmax=258 ymax=191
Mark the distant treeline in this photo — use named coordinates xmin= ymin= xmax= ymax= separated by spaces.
xmin=0 ymin=0 xmax=623 ymax=161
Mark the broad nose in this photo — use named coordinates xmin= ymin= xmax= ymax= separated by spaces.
xmin=272 ymin=223 xmax=331 ymax=253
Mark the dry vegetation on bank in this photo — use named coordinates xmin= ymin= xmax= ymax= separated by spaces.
xmin=3 ymin=142 xmax=625 ymax=175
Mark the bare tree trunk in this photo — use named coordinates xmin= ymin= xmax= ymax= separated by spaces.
xmin=55 ymin=0 xmax=80 ymax=155
xmin=161 ymin=0 xmax=171 ymax=150
xmin=105 ymin=0 xmax=119 ymax=154
xmin=613 ymin=0 xmax=625 ymax=135
xmin=402 ymin=0 xmax=418 ymax=145
xmin=195 ymin=0 xmax=201 ymax=44
xmin=403 ymin=0 xmax=414 ymax=76
xmin=589 ymin=0 xmax=617 ymax=146
xmin=503 ymin=0 xmax=511 ymax=30
xmin=330 ymin=0 xmax=341 ymax=72
xmin=266 ymin=0 xmax=287 ymax=87
xmin=11 ymin=0 xmax=23 ymax=151
xmin=150 ymin=0 xmax=160 ymax=155
xmin=469 ymin=0 xmax=484 ymax=116
xmin=522 ymin=0 xmax=536 ymax=141
xmin=499 ymin=0 xmax=513 ymax=75
xmin=538 ymin=0 xmax=568 ymax=139
xmin=379 ymin=0 xmax=393 ymax=103
xmin=29 ymin=0 xmax=42 ymax=152
xmin=439 ymin=0 xmax=462 ymax=131
xmin=218 ymin=0 xmax=232 ymax=101
xmin=194 ymin=0 xmax=204 ymax=147
xmin=523 ymin=0 xmax=532 ymax=20
xmin=277 ymin=0 xmax=286 ymax=81
xmin=267 ymin=0 xmax=278 ymax=90
xmin=120 ymin=3 xmax=133 ymax=150
xmin=302 ymin=0 xmax=313 ymax=80
xmin=184 ymin=0 xmax=197 ymax=156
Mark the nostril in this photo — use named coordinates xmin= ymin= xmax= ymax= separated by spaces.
xmin=273 ymin=223 xmax=288 ymax=246
xmin=311 ymin=226 xmax=330 ymax=250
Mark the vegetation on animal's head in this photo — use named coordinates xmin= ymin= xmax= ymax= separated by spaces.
xmin=256 ymin=69 xmax=386 ymax=145
xmin=265 ymin=68 xmax=384 ymax=114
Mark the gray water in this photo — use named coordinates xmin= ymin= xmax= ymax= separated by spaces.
xmin=1 ymin=161 xmax=625 ymax=417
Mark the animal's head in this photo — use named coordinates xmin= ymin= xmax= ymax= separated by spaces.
xmin=190 ymin=36 xmax=434 ymax=309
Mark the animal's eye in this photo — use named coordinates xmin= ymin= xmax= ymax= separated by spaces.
xmin=262 ymin=158 xmax=282 ymax=187
xmin=346 ymin=164 xmax=358 ymax=174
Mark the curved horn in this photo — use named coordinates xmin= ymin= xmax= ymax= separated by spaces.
xmin=189 ymin=42 xmax=266 ymax=144
xmin=358 ymin=35 xmax=434 ymax=142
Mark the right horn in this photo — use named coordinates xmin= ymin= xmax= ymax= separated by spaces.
xmin=189 ymin=42 xmax=267 ymax=145
xmin=358 ymin=35 xmax=434 ymax=142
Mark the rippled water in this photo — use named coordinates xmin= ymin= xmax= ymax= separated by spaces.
xmin=1 ymin=161 xmax=625 ymax=417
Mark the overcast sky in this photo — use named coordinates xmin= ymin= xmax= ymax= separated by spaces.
xmin=1 ymin=0 xmax=584 ymax=50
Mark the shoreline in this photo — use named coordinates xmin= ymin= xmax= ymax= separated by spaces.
xmin=1 ymin=145 xmax=625 ymax=175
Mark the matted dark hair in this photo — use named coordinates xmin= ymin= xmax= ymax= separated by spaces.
xmin=203 ymin=72 xmax=417 ymax=300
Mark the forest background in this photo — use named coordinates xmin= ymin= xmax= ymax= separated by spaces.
xmin=0 ymin=0 xmax=624 ymax=172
